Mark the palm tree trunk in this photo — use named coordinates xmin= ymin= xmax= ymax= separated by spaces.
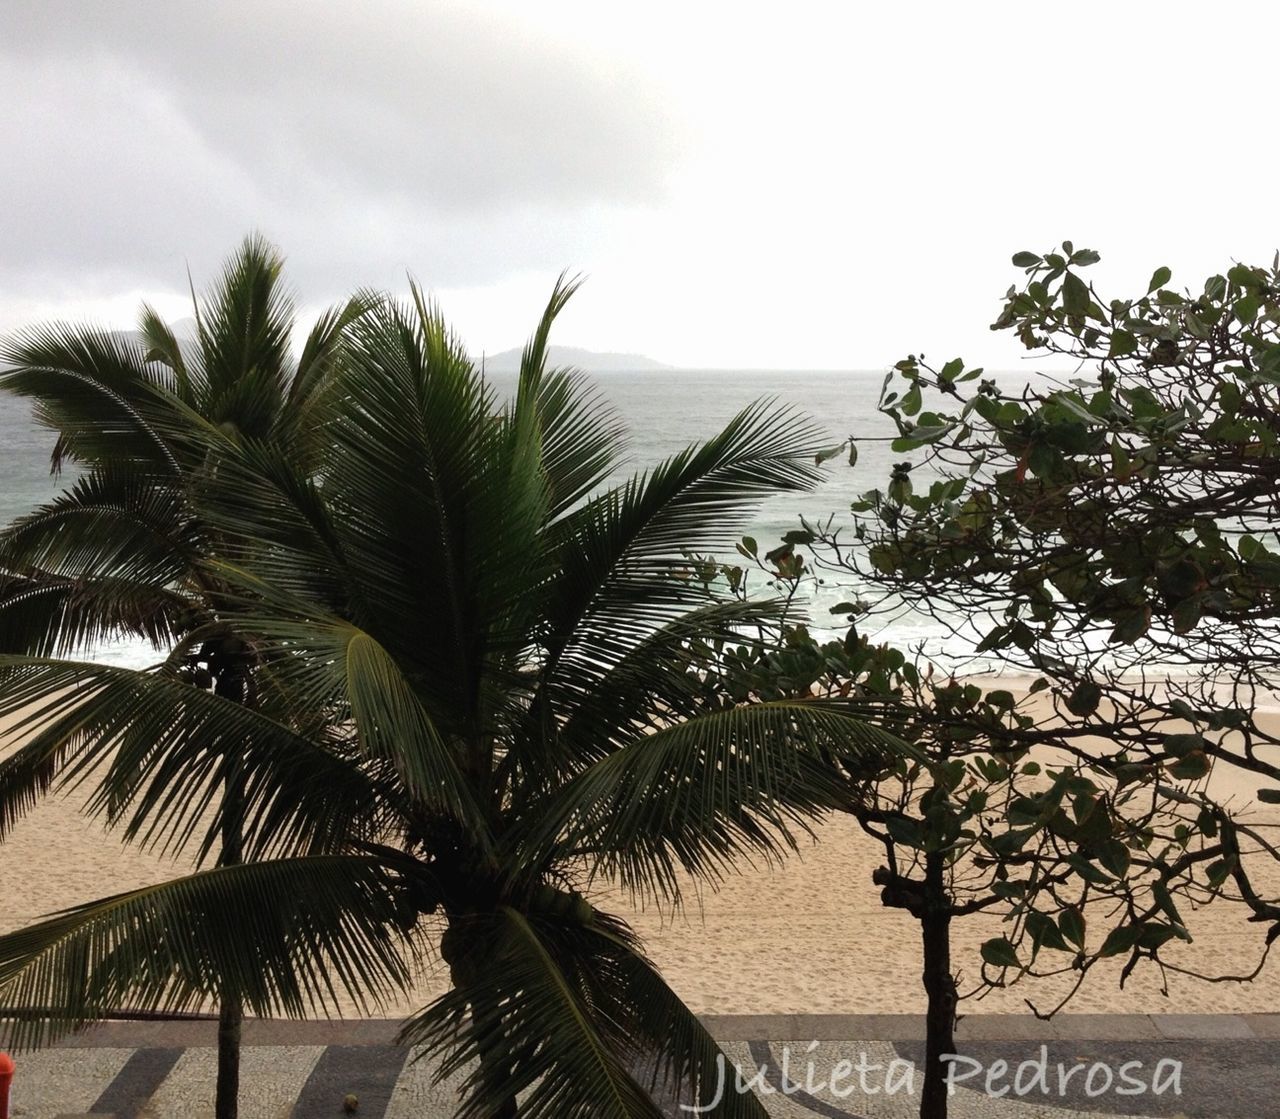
xmin=216 ymin=996 xmax=243 ymax=1119
xmin=918 ymin=851 xmax=957 ymax=1119
xmin=216 ymin=743 xmax=246 ymax=1119
xmin=447 ymin=936 xmax=519 ymax=1118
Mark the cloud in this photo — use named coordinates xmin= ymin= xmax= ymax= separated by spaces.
xmin=0 ymin=2 xmax=685 ymax=309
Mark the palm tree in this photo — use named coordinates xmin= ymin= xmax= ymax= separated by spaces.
xmin=0 ymin=274 xmax=907 ymax=1116
xmin=0 ymin=234 xmax=374 ymax=1119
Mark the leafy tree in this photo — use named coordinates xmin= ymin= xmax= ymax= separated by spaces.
xmin=688 ymin=244 xmax=1280 ymax=1117
xmin=0 ymin=272 xmax=906 ymax=1117
xmin=846 ymin=244 xmax=1280 ymax=895
xmin=0 ymin=234 xmax=371 ymax=1118
xmin=690 ymin=613 xmax=1265 ymax=1119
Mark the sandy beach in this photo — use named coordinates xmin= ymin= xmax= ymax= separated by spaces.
xmin=3 ymin=684 xmax=1280 ymax=1022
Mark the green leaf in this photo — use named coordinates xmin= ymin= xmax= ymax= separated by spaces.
xmin=1148 ymin=266 xmax=1172 ymax=292
xmin=886 ymin=815 xmax=923 ymax=847
xmin=1109 ymin=608 xmax=1150 ymax=645
xmin=1153 ymin=881 xmax=1184 ymax=926
xmin=980 ymin=937 xmax=1021 ymax=969
xmin=1097 ymin=923 xmax=1142 ymax=958
xmin=1062 ymin=272 xmax=1090 ymax=316
xmin=1108 ymin=330 xmax=1137 ymax=358
xmin=1137 ymin=923 xmax=1180 ymax=950
xmin=1098 ymin=840 xmax=1131 ymax=879
xmin=1059 ymin=907 xmax=1086 ymax=949
xmin=1012 ymin=252 xmax=1042 ymax=268
xmin=1163 ymin=733 xmax=1205 ymax=758
xmin=1065 ymin=680 xmax=1102 ymax=717
xmin=1168 ymin=751 xmax=1210 ymax=781
xmin=1171 ymin=597 xmax=1202 ymax=635
xmin=1206 ymin=859 xmax=1234 ymax=889
xmin=1235 ymin=295 xmax=1260 ymax=325
xmin=814 ymin=441 xmax=849 ymax=466
xmin=1026 ymin=910 xmax=1070 ymax=952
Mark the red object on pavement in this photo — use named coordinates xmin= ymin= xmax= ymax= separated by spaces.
xmin=0 ymin=1051 xmax=13 ymax=1119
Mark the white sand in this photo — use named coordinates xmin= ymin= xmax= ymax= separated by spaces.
xmin=3 ymin=688 xmax=1280 ymax=1020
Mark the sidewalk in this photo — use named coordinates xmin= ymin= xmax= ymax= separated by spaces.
xmin=7 ymin=1014 xmax=1276 ymax=1118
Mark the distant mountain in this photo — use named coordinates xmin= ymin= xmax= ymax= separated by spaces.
xmin=478 ymin=345 xmax=670 ymax=373
xmin=105 ymin=324 xmax=667 ymax=375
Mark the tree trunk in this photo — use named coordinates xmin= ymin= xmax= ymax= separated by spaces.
xmin=446 ymin=931 xmax=519 ymax=1118
xmin=470 ymin=987 xmax=520 ymax=1117
xmin=215 ymin=723 xmax=246 ymax=1119
xmin=918 ymin=851 xmax=957 ymax=1119
xmin=215 ymin=995 xmax=243 ymax=1119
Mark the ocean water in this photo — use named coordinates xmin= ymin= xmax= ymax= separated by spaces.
xmin=0 ymin=369 xmax=1030 ymax=669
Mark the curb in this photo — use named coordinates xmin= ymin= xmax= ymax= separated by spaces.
xmin=41 ymin=1012 xmax=1280 ymax=1048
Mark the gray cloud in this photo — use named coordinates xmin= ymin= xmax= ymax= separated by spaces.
xmin=0 ymin=2 xmax=685 ymax=303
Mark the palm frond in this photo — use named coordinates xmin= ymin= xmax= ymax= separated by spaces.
xmin=533 ymin=368 xmax=628 ymax=521
xmin=0 ymin=855 xmax=411 ymax=1050
xmin=0 ymin=657 xmax=396 ymax=861
xmin=143 ymin=594 xmax=492 ymax=844
xmin=0 ymin=325 xmax=179 ymax=474
xmin=322 ymin=294 xmax=494 ymax=683
xmin=579 ymin=918 xmax=769 ymax=1118
xmin=292 ymin=289 xmax=380 ymax=406
xmin=283 ymin=289 xmax=380 ymax=468
xmin=552 ymin=597 xmax=789 ymax=748
xmin=0 ymin=577 xmax=193 ymax=659
xmin=403 ymin=906 xmax=664 ymax=1119
xmin=0 ymin=465 xmax=193 ymax=583
xmin=539 ymin=400 xmax=825 ymax=697
xmin=526 ymin=701 xmax=911 ymax=901
xmin=515 ymin=271 xmax=584 ymax=406
xmin=137 ymin=303 xmax=192 ymax=404
xmin=188 ymin=233 xmax=292 ymax=437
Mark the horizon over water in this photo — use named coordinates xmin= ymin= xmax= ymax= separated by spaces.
xmin=0 ymin=368 xmax=1041 ymax=671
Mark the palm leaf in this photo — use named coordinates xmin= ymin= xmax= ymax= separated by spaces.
xmin=539 ymin=400 xmax=825 ymax=704
xmin=0 ymin=326 xmax=179 ymax=474
xmin=576 ymin=916 xmax=769 ymax=1118
xmin=0 ymin=855 xmax=411 ymax=1050
xmin=137 ymin=303 xmax=192 ymax=403
xmin=0 ymin=576 xmax=193 ymax=659
xmin=528 ymin=701 xmax=911 ymax=901
xmin=188 ymin=233 xmax=293 ymax=437
xmin=403 ymin=906 xmax=664 ymax=1119
xmin=0 ymin=657 xmax=396 ymax=861
xmin=533 ymin=368 xmax=627 ymax=521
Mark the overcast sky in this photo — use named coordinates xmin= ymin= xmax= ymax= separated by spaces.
xmin=2 ymin=1 xmax=1277 ymax=369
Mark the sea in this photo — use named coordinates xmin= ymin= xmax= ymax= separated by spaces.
xmin=0 ymin=369 xmax=1034 ymax=672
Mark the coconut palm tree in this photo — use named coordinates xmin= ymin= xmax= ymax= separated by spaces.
xmin=0 ymin=274 xmax=906 ymax=1116
xmin=0 ymin=234 xmax=374 ymax=1118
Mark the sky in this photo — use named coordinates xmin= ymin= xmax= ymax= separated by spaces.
xmin=2 ymin=1 xmax=1278 ymax=369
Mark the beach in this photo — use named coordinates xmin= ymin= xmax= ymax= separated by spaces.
xmin=4 ymin=684 xmax=1280 ymax=1023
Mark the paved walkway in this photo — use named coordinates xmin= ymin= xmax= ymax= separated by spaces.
xmin=6 ymin=1014 xmax=1277 ymax=1118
